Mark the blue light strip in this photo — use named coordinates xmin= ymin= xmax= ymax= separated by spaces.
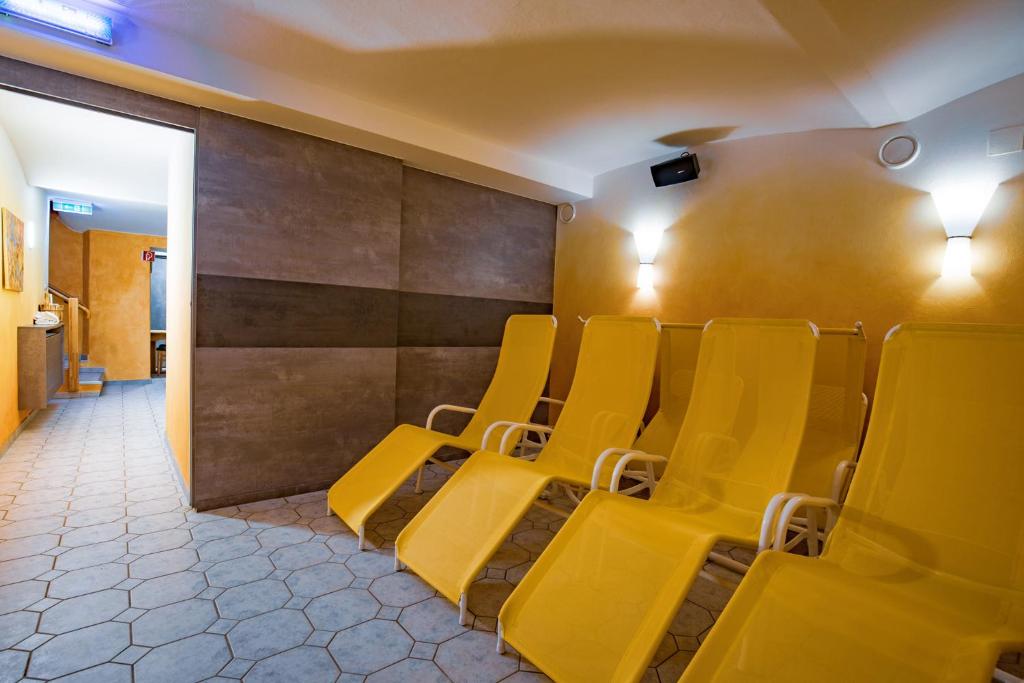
xmin=0 ymin=0 xmax=112 ymax=45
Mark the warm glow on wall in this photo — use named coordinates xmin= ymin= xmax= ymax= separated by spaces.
xmin=941 ymin=236 xmax=972 ymax=280
xmin=930 ymin=182 xmax=998 ymax=237
xmin=636 ymin=262 xmax=655 ymax=289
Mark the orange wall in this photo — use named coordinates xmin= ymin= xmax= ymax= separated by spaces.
xmin=552 ymin=75 xmax=1024 ymax=401
xmin=84 ymin=230 xmax=166 ymax=381
xmin=48 ymin=212 xmax=84 ymax=299
xmin=0 ymin=124 xmax=47 ymax=449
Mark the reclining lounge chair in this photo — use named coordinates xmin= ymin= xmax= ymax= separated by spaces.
xmin=394 ymin=316 xmax=661 ymax=622
xmin=327 ymin=314 xmax=557 ymax=549
xmin=680 ymin=323 xmax=1024 ymax=683
xmin=497 ymin=318 xmax=820 ymax=682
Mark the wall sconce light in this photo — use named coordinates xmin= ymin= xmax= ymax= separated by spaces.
xmin=930 ymin=181 xmax=997 ymax=280
xmin=941 ymin=236 xmax=972 ymax=279
xmin=633 ymin=227 xmax=663 ymax=289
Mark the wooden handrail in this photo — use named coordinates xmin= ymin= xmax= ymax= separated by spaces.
xmin=46 ymin=285 xmax=90 ymax=317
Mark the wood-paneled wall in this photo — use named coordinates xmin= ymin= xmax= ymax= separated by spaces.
xmin=0 ymin=58 xmax=556 ymax=509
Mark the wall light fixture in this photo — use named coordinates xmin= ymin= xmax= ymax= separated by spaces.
xmin=930 ymin=181 xmax=997 ymax=280
xmin=0 ymin=0 xmax=112 ymax=45
xmin=633 ymin=227 xmax=663 ymax=289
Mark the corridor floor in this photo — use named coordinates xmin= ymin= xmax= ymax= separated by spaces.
xmin=0 ymin=382 xmax=735 ymax=683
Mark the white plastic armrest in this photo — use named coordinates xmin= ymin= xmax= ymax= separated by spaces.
xmin=772 ymin=495 xmax=841 ymax=552
xmin=758 ymin=492 xmax=797 ymax=552
xmin=537 ymin=396 xmax=565 ymax=407
xmin=830 ymin=459 xmax=857 ymax=502
xmin=590 ymin=448 xmax=636 ymax=490
xmin=481 ymin=421 xmax=553 ymax=453
xmin=609 ymin=452 xmax=667 ymax=493
xmin=426 ymin=404 xmax=477 ymax=432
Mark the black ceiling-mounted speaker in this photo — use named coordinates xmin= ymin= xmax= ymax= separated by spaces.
xmin=651 ymin=152 xmax=700 ymax=187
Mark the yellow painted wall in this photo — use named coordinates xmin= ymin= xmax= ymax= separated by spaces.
xmin=0 ymin=124 xmax=47 ymax=448
xmin=84 ymin=230 xmax=166 ymax=381
xmin=166 ymin=135 xmax=195 ymax=488
xmin=553 ymin=75 xmax=1024 ymax=401
xmin=48 ymin=212 xmax=84 ymax=299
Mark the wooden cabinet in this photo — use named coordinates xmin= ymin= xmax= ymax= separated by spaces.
xmin=18 ymin=324 xmax=64 ymax=410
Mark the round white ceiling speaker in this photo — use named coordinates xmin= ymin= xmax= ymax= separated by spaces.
xmin=878 ymin=134 xmax=920 ymax=169
xmin=557 ymin=203 xmax=577 ymax=223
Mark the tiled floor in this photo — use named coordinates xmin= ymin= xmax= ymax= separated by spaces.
xmin=0 ymin=381 xmax=739 ymax=682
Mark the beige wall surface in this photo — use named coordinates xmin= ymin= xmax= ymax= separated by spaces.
xmin=0 ymin=123 xmax=47 ymax=448
xmin=84 ymin=229 xmax=167 ymax=381
xmin=553 ymin=74 xmax=1024 ymax=401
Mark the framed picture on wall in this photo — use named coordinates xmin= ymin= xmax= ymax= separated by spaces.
xmin=1 ymin=207 xmax=25 ymax=292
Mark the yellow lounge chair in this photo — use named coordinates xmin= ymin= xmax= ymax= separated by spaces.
xmin=497 ymin=319 xmax=819 ymax=683
xmin=582 ymin=322 xmax=703 ymax=500
xmin=394 ymin=316 xmax=661 ymax=622
xmin=327 ymin=314 xmax=557 ymax=549
xmin=680 ymin=323 xmax=1024 ymax=683
xmin=756 ymin=323 xmax=867 ymax=558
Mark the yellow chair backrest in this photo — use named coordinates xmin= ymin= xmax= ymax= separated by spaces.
xmin=652 ymin=319 xmax=819 ymax=516
xmin=633 ymin=323 xmax=703 ymax=457
xmin=827 ymin=323 xmax=1024 ymax=591
xmin=460 ymin=315 xmax=558 ymax=445
xmin=786 ymin=324 xmax=867 ymax=497
xmin=537 ymin=316 xmax=660 ymax=480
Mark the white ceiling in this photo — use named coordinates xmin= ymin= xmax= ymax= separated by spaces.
xmin=0 ymin=89 xmax=181 ymax=235
xmin=1 ymin=0 xmax=1022 ymax=199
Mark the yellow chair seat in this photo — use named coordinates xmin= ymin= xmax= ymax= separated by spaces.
xmin=681 ymin=550 xmax=1021 ymax=683
xmin=501 ymin=490 xmax=761 ymax=683
xmin=327 ymin=424 xmax=479 ymax=535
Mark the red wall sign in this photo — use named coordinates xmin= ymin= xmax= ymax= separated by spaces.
xmin=142 ymin=250 xmax=156 ymax=262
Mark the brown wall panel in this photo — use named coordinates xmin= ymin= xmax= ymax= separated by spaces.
xmin=192 ymin=347 xmax=397 ymax=510
xmin=397 ymin=292 xmax=552 ymax=347
xmin=400 ymin=167 xmax=556 ymax=303
xmin=0 ymin=56 xmax=198 ymax=129
xmin=196 ymin=274 xmax=398 ymax=348
xmin=195 ymin=110 xmax=402 ymax=289
xmin=395 ymin=346 xmax=501 ymax=434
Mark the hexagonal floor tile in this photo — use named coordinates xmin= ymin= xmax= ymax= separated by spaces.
xmin=398 ymin=597 xmax=467 ymax=643
xmin=127 ymin=528 xmax=192 ymax=555
xmin=0 ymin=610 xmax=38 ymax=649
xmin=305 ymin=589 xmax=380 ymax=631
xmin=669 ymin=601 xmax=714 ymax=638
xmin=286 ymin=562 xmax=354 ymax=597
xmin=134 ymin=633 xmax=231 ymax=683
xmin=269 ymin=542 xmax=331 ymax=570
xmin=215 ymin=578 xmax=290 ymax=620
xmin=435 ymin=630 xmax=519 ymax=683
xmin=227 ymin=608 xmax=312 ymax=659
xmin=345 ymin=551 xmax=394 ymax=579
xmin=0 ymin=554 xmax=53 ymax=585
xmin=244 ymin=645 xmax=339 ymax=683
xmin=206 ymin=555 xmax=274 ymax=588
xmin=369 ymin=572 xmax=434 ymax=608
xmin=38 ymin=589 xmax=129 ymax=634
xmin=196 ymin=535 xmax=259 ymax=563
xmin=0 ymin=649 xmax=28 ymax=682
xmin=257 ymin=525 xmax=314 ymax=549
xmin=190 ymin=517 xmax=248 ymax=541
xmin=467 ymin=579 xmax=513 ymax=619
xmin=27 ymin=621 xmax=130 ymax=679
xmin=131 ymin=598 xmax=218 ymax=646
xmin=328 ymin=619 xmax=413 ymax=674
xmin=54 ymin=540 xmax=127 ymax=571
xmin=130 ymin=571 xmax=207 ymax=609
xmin=47 ymin=563 xmax=127 ymax=599
xmin=365 ymin=658 xmax=450 ymax=683
xmin=130 ymin=548 xmax=199 ymax=580
xmin=50 ymin=662 xmax=132 ymax=683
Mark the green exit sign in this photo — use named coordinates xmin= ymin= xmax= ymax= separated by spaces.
xmin=51 ymin=198 xmax=93 ymax=215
